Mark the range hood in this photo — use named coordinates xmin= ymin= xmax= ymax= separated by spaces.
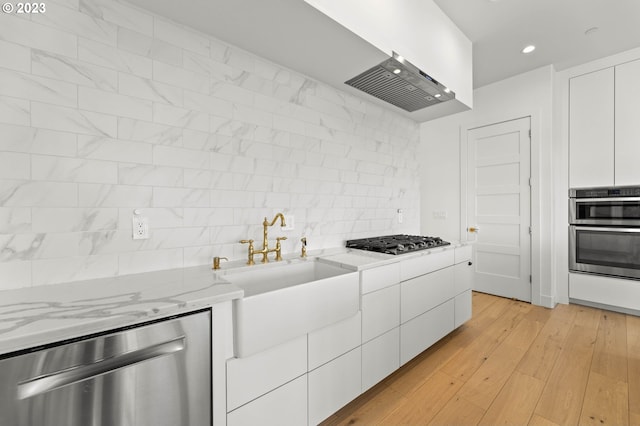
xmin=345 ymin=52 xmax=455 ymax=112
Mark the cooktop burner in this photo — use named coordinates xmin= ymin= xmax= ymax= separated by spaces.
xmin=346 ymin=234 xmax=450 ymax=255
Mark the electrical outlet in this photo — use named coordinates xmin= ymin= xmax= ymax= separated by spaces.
xmin=282 ymin=215 xmax=295 ymax=231
xmin=132 ymin=214 xmax=149 ymax=240
xmin=433 ymin=210 xmax=448 ymax=220
xmin=397 ymin=209 xmax=403 ymax=224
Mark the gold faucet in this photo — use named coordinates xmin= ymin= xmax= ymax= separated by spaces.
xmin=239 ymin=213 xmax=287 ymax=265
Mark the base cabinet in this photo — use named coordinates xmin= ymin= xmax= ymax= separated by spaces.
xmin=227 ymin=375 xmax=307 ymax=426
xmin=362 ymin=327 xmax=400 ymax=392
xmin=308 ymin=347 xmax=362 ymax=425
xmin=400 ymin=299 xmax=454 ymax=365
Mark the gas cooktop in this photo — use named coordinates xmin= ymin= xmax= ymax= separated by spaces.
xmin=346 ymin=234 xmax=450 ymax=255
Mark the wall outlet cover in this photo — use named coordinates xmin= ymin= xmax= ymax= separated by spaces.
xmin=132 ymin=215 xmax=150 ymax=240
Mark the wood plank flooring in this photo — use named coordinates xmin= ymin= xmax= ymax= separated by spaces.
xmin=321 ymin=292 xmax=640 ymax=426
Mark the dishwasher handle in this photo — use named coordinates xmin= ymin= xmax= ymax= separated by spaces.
xmin=17 ymin=336 xmax=186 ymax=400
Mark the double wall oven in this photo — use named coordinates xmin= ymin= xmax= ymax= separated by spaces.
xmin=569 ymin=186 xmax=640 ymax=280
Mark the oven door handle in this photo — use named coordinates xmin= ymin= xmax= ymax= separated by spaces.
xmin=572 ymin=226 xmax=640 ymax=233
xmin=573 ymin=197 xmax=640 ymax=202
xmin=17 ymin=336 xmax=186 ymax=400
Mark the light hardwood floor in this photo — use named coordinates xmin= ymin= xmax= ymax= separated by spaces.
xmin=321 ymin=291 xmax=640 ymax=426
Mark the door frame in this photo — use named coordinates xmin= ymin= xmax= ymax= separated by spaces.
xmin=460 ymin=111 xmax=543 ymax=306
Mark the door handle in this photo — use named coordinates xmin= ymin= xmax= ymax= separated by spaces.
xmin=467 ymin=227 xmax=479 ymax=233
xmin=17 ymin=336 xmax=186 ymax=399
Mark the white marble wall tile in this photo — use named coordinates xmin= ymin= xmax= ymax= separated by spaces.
xmin=0 ymin=261 xmax=31 ymax=291
xmin=32 ymin=254 xmax=118 ymax=286
xmin=183 ymin=207 xmax=233 ymax=227
xmin=78 ymin=183 xmax=152 ymax=207
xmin=32 ymin=207 xmax=117 ymax=232
xmin=117 ymin=207 xmax=183 ymax=229
xmin=153 ymin=61 xmax=209 ymax=94
xmin=273 ymin=114 xmax=306 ymax=135
xmin=31 ymin=102 xmax=117 ymax=137
xmin=79 ymin=86 xmax=152 ymax=121
xmin=81 ymin=0 xmax=153 ymax=37
xmin=0 ymin=208 xmax=31 ymax=233
xmin=32 ymin=50 xmax=118 ymax=91
xmin=183 ymin=245 xmax=216 ymax=268
xmin=0 ymin=124 xmax=77 ymax=156
xmin=118 ymin=248 xmax=183 ymax=275
xmin=118 ymin=27 xmax=182 ymax=67
xmin=153 ymin=187 xmax=209 ymax=208
xmin=233 ymin=104 xmax=272 ymax=127
xmin=79 ymin=38 xmax=151 ymax=78
xmin=152 ymin=103 xmax=208 ymax=132
xmin=184 ymin=90 xmax=232 ymax=117
xmin=210 ymin=190 xmax=254 ymax=208
xmin=210 ymin=82 xmax=253 ymax=106
xmin=0 ymin=14 xmax=77 ymax=58
xmin=0 ymin=40 xmax=30 ymax=73
xmin=117 ymin=118 xmax=182 ymax=146
xmin=0 ymin=69 xmax=77 ymax=107
xmin=153 ymin=17 xmax=210 ymax=57
xmin=254 ymin=93 xmax=292 ymax=117
xmin=210 ymin=117 xmax=255 ymax=140
xmin=31 ymin=155 xmax=118 ymax=184
xmin=0 ymin=180 xmax=78 ymax=207
xmin=77 ymin=135 xmax=152 ymax=163
xmin=0 ymin=152 xmax=30 ymax=179
xmin=48 ymin=0 xmax=80 ymax=10
xmin=183 ymin=51 xmax=235 ymax=79
xmin=118 ymin=163 xmax=183 ymax=187
xmin=140 ymin=227 xmax=209 ymax=250
xmin=181 ymin=129 xmax=214 ymax=150
xmin=183 ymin=170 xmax=230 ymax=189
xmin=118 ymin=73 xmax=182 ymax=106
xmin=152 ymin=145 xmax=209 ymax=169
xmin=32 ymin=4 xmax=117 ymax=47
xmin=210 ymin=152 xmax=233 ymax=172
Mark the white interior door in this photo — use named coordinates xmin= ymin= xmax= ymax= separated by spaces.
xmin=466 ymin=117 xmax=531 ymax=302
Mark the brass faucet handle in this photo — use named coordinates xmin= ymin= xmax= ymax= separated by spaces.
xmin=212 ymin=256 xmax=228 ymax=270
xmin=300 ymin=237 xmax=307 ymax=258
xmin=276 ymin=236 xmax=288 ymax=242
xmin=239 ymin=239 xmax=254 ymax=245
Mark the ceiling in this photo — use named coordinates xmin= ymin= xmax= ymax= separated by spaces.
xmin=127 ymin=0 xmax=640 ymax=114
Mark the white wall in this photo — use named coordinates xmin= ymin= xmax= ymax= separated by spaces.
xmin=420 ymin=65 xmax=555 ymax=307
xmin=0 ymin=0 xmax=420 ymax=290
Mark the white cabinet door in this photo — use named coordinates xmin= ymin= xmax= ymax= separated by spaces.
xmin=400 ymin=299 xmax=454 ymax=365
xmin=362 ymin=327 xmax=400 ymax=392
xmin=400 ymin=266 xmax=455 ymax=324
xmin=454 ymin=260 xmax=473 ymax=295
xmin=308 ymin=347 xmax=362 ymax=425
xmin=569 ymin=67 xmax=615 ymax=187
xmin=226 ymin=335 xmax=307 ymax=411
xmin=361 ymin=284 xmax=400 ymax=343
xmin=615 ymin=58 xmax=640 ymax=186
xmin=361 ymin=263 xmax=400 ymax=294
xmin=308 ymin=312 xmax=361 ymax=371
xmin=455 ymin=290 xmax=472 ymax=328
xmin=227 ymin=375 xmax=307 ymax=426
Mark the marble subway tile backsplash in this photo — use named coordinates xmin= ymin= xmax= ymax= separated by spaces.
xmin=0 ymin=0 xmax=420 ymax=290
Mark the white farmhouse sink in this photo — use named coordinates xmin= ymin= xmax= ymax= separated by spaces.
xmin=224 ymin=260 xmax=359 ymax=357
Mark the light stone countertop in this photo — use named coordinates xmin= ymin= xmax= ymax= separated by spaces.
xmin=0 ymin=265 xmax=242 ymax=356
xmin=0 ymin=241 xmax=472 ymax=357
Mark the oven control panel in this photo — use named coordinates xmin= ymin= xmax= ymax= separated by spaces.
xmin=570 ymin=186 xmax=640 ymax=198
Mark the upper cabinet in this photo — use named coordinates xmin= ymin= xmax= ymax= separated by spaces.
xmin=615 ymin=59 xmax=640 ymax=186
xmin=569 ymin=58 xmax=640 ymax=187
xmin=569 ymin=68 xmax=615 ymax=187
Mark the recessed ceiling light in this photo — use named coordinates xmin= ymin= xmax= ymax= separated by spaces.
xmin=522 ymin=45 xmax=536 ymax=54
xmin=434 ymin=93 xmax=441 ymax=98
xmin=393 ymin=68 xmax=401 ymax=74
xmin=444 ymin=87 xmax=451 ymax=93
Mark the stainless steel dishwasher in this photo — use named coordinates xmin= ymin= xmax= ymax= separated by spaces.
xmin=0 ymin=309 xmax=211 ymax=426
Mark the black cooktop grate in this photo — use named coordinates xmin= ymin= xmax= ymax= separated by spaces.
xmin=346 ymin=234 xmax=450 ymax=255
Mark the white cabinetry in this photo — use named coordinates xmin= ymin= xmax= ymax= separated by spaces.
xmin=569 ymin=67 xmax=615 ymax=187
xmin=569 ymin=58 xmax=640 ymax=187
xmin=454 ymin=245 xmax=473 ymax=328
xmin=615 ymin=58 xmax=640 ymax=186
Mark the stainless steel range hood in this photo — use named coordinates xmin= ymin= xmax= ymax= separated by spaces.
xmin=345 ymin=52 xmax=455 ymax=112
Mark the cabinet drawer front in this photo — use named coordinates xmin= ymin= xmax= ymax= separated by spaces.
xmin=361 ymin=263 xmax=400 ymax=294
xmin=455 ymin=290 xmax=472 ymax=328
xmin=308 ymin=347 xmax=362 ymax=425
xmin=454 ymin=260 xmax=473 ymax=295
xmin=308 ymin=312 xmax=361 ymax=371
xmin=400 ymin=250 xmax=454 ymax=281
xmin=400 ymin=299 xmax=454 ymax=365
xmin=227 ymin=375 xmax=307 ymax=426
xmin=401 ymin=266 xmax=455 ymax=323
xmin=226 ymin=335 xmax=307 ymax=411
xmin=454 ymin=245 xmax=472 ymax=264
xmin=361 ymin=284 xmax=400 ymax=343
xmin=362 ymin=327 xmax=399 ymax=392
